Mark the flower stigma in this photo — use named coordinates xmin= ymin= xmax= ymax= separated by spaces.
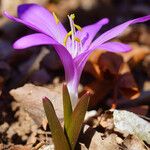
xmin=63 ymin=14 xmax=83 ymax=57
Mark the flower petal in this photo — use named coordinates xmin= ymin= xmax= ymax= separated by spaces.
xmin=54 ymin=45 xmax=78 ymax=106
xmin=90 ymin=15 xmax=150 ymax=50
xmin=4 ymin=4 xmax=68 ymax=44
xmin=73 ymin=51 xmax=91 ymax=92
xmin=4 ymin=11 xmax=44 ymax=33
xmin=73 ymin=42 xmax=131 ymax=86
xmin=13 ymin=33 xmax=58 ymax=49
xmin=13 ymin=33 xmax=76 ymax=105
xmin=13 ymin=33 xmax=74 ymax=81
xmin=98 ymin=42 xmax=131 ymax=52
xmin=76 ymin=18 xmax=109 ymax=51
xmin=53 ymin=45 xmax=75 ymax=85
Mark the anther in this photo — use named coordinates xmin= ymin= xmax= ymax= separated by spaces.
xmin=74 ymin=37 xmax=80 ymax=43
xmin=63 ymin=31 xmax=72 ymax=46
xmin=74 ymin=24 xmax=82 ymax=31
xmin=70 ymin=14 xmax=75 ymax=20
xmin=52 ymin=12 xmax=60 ymax=24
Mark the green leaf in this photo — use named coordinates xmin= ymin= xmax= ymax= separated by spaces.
xmin=43 ymin=97 xmax=70 ymax=150
xmin=67 ymin=92 xmax=90 ymax=149
xmin=63 ymin=84 xmax=73 ymax=131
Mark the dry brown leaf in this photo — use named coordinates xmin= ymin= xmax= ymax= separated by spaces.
xmin=118 ymin=72 xmax=140 ymax=99
xmin=121 ymin=43 xmax=150 ymax=67
xmin=114 ymin=91 xmax=150 ymax=116
xmin=84 ymin=50 xmax=105 ymax=79
xmin=80 ymin=128 xmax=121 ymax=150
xmin=9 ymin=145 xmax=31 ymax=150
xmin=143 ymin=55 xmax=150 ymax=78
xmin=119 ymin=25 xmax=150 ymax=46
xmin=98 ymin=51 xmax=123 ymax=76
xmin=82 ymin=79 xmax=113 ymax=108
xmin=123 ymin=135 xmax=149 ymax=150
xmin=140 ymin=26 xmax=150 ymax=46
xmin=98 ymin=111 xmax=114 ymax=130
xmin=0 ymin=144 xmax=3 ymax=150
xmin=79 ymin=109 xmax=150 ymax=150
xmin=83 ymin=51 xmax=139 ymax=108
xmin=6 ymin=103 xmax=38 ymax=142
xmin=86 ymin=43 xmax=150 ymax=77
xmin=143 ymin=81 xmax=150 ymax=91
xmin=92 ymin=133 xmax=121 ymax=150
xmin=85 ymin=110 xmax=114 ymax=130
xmin=127 ymin=105 xmax=149 ymax=116
xmin=9 ymin=83 xmax=63 ymax=126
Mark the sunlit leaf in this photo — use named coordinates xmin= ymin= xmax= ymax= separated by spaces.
xmin=67 ymin=92 xmax=90 ymax=149
xmin=63 ymin=83 xmax=73 ymax=131
xmin=43 ymin=97 xmax=70 ymax=150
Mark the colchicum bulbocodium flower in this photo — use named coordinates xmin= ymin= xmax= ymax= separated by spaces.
xmin=4 ymin=4 xmax=150 ymax=107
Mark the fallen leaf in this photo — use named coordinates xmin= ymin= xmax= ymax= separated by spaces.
xmin=9 ymin=145 xmax=31 ymax=150
xmin=98 ymin=111 xmax=114 ymax=130
xmin=9 ymin=83 xmax=63 ymax=126
xmin=83 ymin=51 xmax=139 ymax=108
xmin=118 ymin=72 xmax=140 ymax=99
xmin=121 ymin=43 xmax=150 ymax=67
xmin=91 ymin=133 xmax=121 ymax=150
xmin=143 ymin=54 xmax=150 ymax=78
xmin=80 ymin=128 xmax=121 ymax=150
xmin=123 ymin=135 xmax=149 ymax=150
xmin=143 ymin=81 xmax=150 ymax=91
xmin=79 ymin=110 xmax=150 ymax=150
xmin=82 ymin=79 xmax=113 ymax=108
xmin=113 ymin=110 xmax=150 ymax=144
xmin=84 ymin=50 xmax=105 ymax=80
xmin=119 ymin=25 xmax=150 ymax=46
xmin=98 ymin=51 xmax=123 ymax=76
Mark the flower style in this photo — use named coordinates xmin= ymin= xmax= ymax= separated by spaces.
xmin=4 ymin=4 xmax=150 ymax=107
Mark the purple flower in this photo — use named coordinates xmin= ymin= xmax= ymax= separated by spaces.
xmin=4 ymin=4 xmax=150 ymax=107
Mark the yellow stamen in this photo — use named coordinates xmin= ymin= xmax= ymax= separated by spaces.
xmin=70 ymin=14 xmax=75 ymax=20
xmin=63 ymin=14 xmax=82 ymax=47
xmin=74 ymin=24 xmax=82 ymax=31
xmin=63 ymin=32 xmax=81 ymax=46
xmin=52 ymin=12 xmax=59 ymax=24
xmin=63 ymin=31 xmax=72 ymax=46
xmin=74 ymin=37 xmax=80 ymax=43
